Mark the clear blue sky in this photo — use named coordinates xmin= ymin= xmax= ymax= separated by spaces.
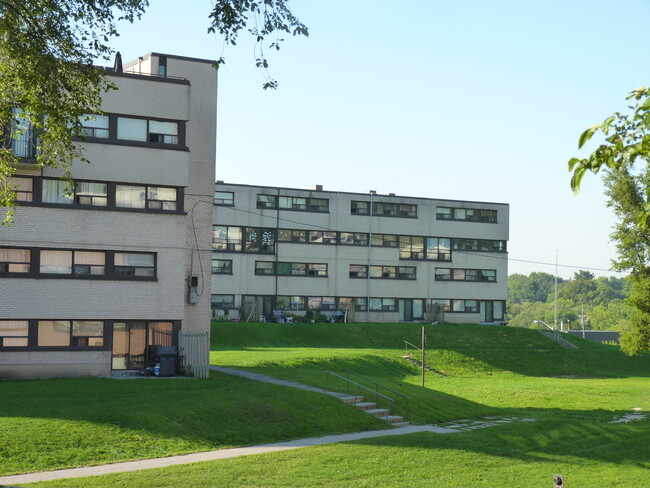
xmin=108 ymin=0 xmax=650 ymax=279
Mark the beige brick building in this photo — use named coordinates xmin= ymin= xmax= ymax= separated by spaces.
xmin=1 ymin=53 xmax=216 ymax=379
xmin=212 ymin=183 xmax=509 ymax=324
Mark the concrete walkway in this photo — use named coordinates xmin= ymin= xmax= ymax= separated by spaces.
xmin=0 ymin=424 xmax=457 ymax=485
xmin=0 ymin=367 xmax=530 ymax=485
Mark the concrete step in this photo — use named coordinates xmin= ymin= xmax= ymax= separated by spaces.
xmin=391 ymin=421 xmax=410 ymax=428
xmin=384 ymin=415 xmax=404 ymax=423
xmin=354 ymin=402 xmax=377 ymax=410
xmin=341 ymin=396 xmax=364 ymax=404
xmin=366 ymin=408 xmax=390 ymax=417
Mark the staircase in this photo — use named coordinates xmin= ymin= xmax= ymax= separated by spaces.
xmin=401 ymin=355 xmax=445 ymax=376
xmin=538 ymin=330 xmax=578 ymax=349
xmin=340 ymin=394 xmax=409 ymax=427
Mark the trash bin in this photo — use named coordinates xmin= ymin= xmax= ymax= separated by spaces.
xmin=157 ymin=346 xmax=178 ymax=377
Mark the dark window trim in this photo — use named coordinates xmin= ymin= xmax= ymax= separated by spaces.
xmin=13 ymin=176 xmax=185 ymax=215
xmin=255 ymin=194 xmax=330 ymax=213
xmin=436 ymin=206 xmax=498 ymax=224
xmin=254 ymin=261 xmax=329 ymax=277
xmin=0 ymin=246 xmax=157 ymax=281
xmin=349 ymin=264 xmax=417 ymax=280
xmin=434 ymin=268 xmax=497 ymax=282
xmin=211 ymin=294 xmax=237 ymax=310
xmin=74 ymin=113 xmax=188 ymax=151
xmin=211 ymin=259 xmax=233 ymax=275
xmin=214 ymin=191 xmax=235 ymax=207
xmin=431 ymin=298 xmax=480 ymax=313
xmin=351 ymin=201 xmax=418 ymax=219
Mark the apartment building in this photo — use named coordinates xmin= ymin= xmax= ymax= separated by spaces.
xmin=0 ymin=53 xmax=217 ymax=379
xmin=212 ymin=183 xmax=509 ymax=324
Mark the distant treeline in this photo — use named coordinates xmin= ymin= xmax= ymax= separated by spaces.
xmin=507 ymin=270 xmax=632 ymax=331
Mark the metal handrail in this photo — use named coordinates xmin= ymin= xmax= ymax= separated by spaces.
xmin=535 ymin=320 xmax=577 ymax=349
xmin=324 ymin=371 xmax=396 ymax=420
xmin=345 ymin=369 xmax=410 ymax=420
xmin=403 ymin=340 xmax=419 ymax=355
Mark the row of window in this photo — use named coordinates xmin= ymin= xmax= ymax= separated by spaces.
xmin=212 ymin=225 xmax=507 ymax=258
xmin=10 ymin=110 xmax=186 ymax=160
xmin=434 ymin=268 xmax=496 ymax=282
xmin=8 ymin=176 xmax=182 ymax=213
xmin=0 ymin=247 xmax=156 ymax=279
xmin=349 ymin=265 xmax=416 ymax=280
xmin=255 ymin=261 xmax=328 ymax=277
xmin=214 ymin=191 xmax=498 ymax=224
xmin=351 ymin=201 xmax=417 ymax=218
xmin=212 ymin=295 xmax=505 ymax=318
xmin=0 ymin=320 xmax=104 ymax=348
xmin=436 ymin=207 xmax=497 ymax=223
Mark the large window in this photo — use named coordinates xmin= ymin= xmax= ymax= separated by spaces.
xmin=399 ymin=236 xmax=424 ymax=259
xmin=37 ymin=320 xmax=104 ymax=347
xmin=431 ymin=299 xmax=479 ymax=313
xmin=212 ymin=226 xmax=243 ymax=252
xmin=0 ymin=248 xmax=30 ymax=273
xmin=0 ymin=320 xmax=29 ymax=347
xmin=369 ymin=298 xmax=397 ymax=312
xmin=40 ymin=250 xmax=105 ymax=276
xmin=275 ymin=296 xmax=306 ymax=310
xmin=114 ymin=252 xmax=155 ymax=277
xmin=79 ymin=114 xmax=109 ymax=139
xmin=373 ymin=202 xmax=417 ymax=218
xmin=117 ymin=117 xmax=179 ymax=144
xmin=7 ymin=176 xmax=33 ymax=202
xmin=452 ymin=239 xmax=507 ymax=253
xmin=245 ymin=228 xmax=276 ymax=253
xmin=308 ymin=296 xmax=336 ymax=311
xmin=339 ymin=232 xmax=369 ymax=246
xmin=371 ymin=234 xmax=398 ymax=247
xmin=437 ymin=207 xmax=497 ymax=223
xmin=214 ymin=191 xmax=234 ymax=206
xmin=425 ymin=238 xmax=451 ymax=261
xmin=211 ymin=259 xmax=233 ymax=274
xmin=43 ymin=179 xmax=108 ymax=207
xmin=212 ymin=294 xmax=235 ymax=310
xmin=116 ymin=184 xmax=177 ymax=211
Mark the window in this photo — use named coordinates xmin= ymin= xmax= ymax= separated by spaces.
xmin=308 ymin=198 xmax=329 ymax=212
xmin=116 ymin=184 xmax=177 ymax=211
xmin=435 ymin=268 xmax=496 ymax=282
xmin=79 ymin=114 xmax=109 ymax=139
xmin=339 ymin=232 xmax=368 ymax=246
xmin=371 ymin=234 xmax=398 ymax=247
xmin=214 ymin=191 xmax=234 ymax=206
xmin=309 ymin=231 xmax=337 ymax=244
xmin=40 ymin=250 xmax=72 ymax=274
xmin=0 ymin=320 xmax=29 ymax=347
xmin=308 ymin=297 xmax=336 ymax=311
xmin=278 ymin=229 xmax=308 ymax=243
xmin=372 ymin=202 xmax=417 ymax=218
xmin=10 ymin=107 xmax=36 ymax=159
xmin=114 ymin=252 xmax=155 ymax=277
xmin=432 ymin=299 xmax=479 ymax=313
xmin=43 ymin=179 xmax=108 ymax=207
xmin=276 ymin=296 xmax=305 ymax=310
xmin=255 ymin=261 xmax=274 ymax=275
xmin=262 ymin=262 xmax=328 ymax=277
xmin=399 ymin=236 xmax=424 ymax=259
xmin=279 ymin=196 xmax=306 ymax=210
xmin=117 ymin=117 xmax=179 ymax=144
xmin=42 ymin=179 xmax=73 ymax=205
xmin=426 ymin=238 xmax=451 ymax=261
xmin=256 ymin=194 xmax=277 ymax=209
xmin=213 ymin=226 xmax=243 ymax=252
xmin=431 ymin=299 xmax=451 ymax=312
xmin=398 ymin=266 xmax=417 ymax=280
xmin=158 ymin=56 xmax=167 ymax=76
xmin=369 ymin=298 xmax=397 ymax=312
xmin=351 ymin=201 xmax=369 ymax=215
xmin=349 ymin=265 xmax=367 ymax=278
xmin=0 ymin=248 xmax=30 ymax=273
xmin=211 ymin=259 xmax=232 ymax=274
xmin=36 ymin=320 xmax=103 ymax=347
xmin=7 ymin=176 xmax=33 ymax=202
xmin=212 ymin=294 xmax=235 ymax=310
xmin=452 ymin=239 xmax=478 ymax=251
xmin=437 ymin=206 xmax=497 ymax=223
xmin=245 ymin=228 xmax=275 ymax=253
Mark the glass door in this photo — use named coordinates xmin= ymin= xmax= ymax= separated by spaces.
xmin=398 ymin=299 xmax=414 ymax=322
xmin=112 ymin=321 xmax=147 ymax=370
xmin=480 ymin=301 xmax=494 ymax=323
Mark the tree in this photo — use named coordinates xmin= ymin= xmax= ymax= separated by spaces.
xmin=569 ymin=89 xmax=650 ymax=354
xmin=0 ymin=0 xmax=307 ymax=223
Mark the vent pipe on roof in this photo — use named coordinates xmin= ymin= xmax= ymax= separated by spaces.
xmin=113 ymin=51 xmax=123 ymax=72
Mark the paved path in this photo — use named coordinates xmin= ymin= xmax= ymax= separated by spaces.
xmin=0 ymin=425 xmax=457 ymax=485
xmin=0 ymin=367 xmax=530 ymax=485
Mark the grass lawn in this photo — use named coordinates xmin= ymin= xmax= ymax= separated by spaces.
xmin=0 ymin=372 xmax=386 ymax=476
xmin=28 ymin=418 xmax=650 ymax=487
xmin=5 ymin=320 xmax=650 ymax=485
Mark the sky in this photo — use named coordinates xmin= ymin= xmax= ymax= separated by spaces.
xmin=107 ymin=0 xmax=650 ymax=279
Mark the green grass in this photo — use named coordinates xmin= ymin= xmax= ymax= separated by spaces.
xmin=29 ymin=418 xmax=650 ymax=487
xmin=0 ymin=372 xmax=386 ymax=476
xmin=6 ymin=320 xmax=650 ymax=485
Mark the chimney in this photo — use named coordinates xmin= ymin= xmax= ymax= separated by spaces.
xmin=368 ymin=190 xmax=376 ymax=195
xmin=313 ymin=184 xmax=323 ymax=191
xmin=388 ymin=193 xmax=395 ymax=197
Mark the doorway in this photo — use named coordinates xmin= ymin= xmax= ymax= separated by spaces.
xmin=112 ymin=321 xmax=175 ymax=370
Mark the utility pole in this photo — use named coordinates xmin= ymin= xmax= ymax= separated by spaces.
xmin=579 ymin=309 xmax=588 ymax=338
xmin=554 ymin=249 xmax=558 ymax=330
xmin=421 ymin=325 xmax=426 ymax=387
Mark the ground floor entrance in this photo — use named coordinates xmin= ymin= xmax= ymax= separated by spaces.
xmin=111 ymin=321 xmax=177 ymax=370
xmin=398 ymin=299 xmax=424 ymax=322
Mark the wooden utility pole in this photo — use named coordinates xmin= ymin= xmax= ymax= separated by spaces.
xmin=421 ymin=325 xmax=426 ymax=387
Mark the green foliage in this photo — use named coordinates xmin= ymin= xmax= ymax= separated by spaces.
xmin=508 ymin=272 xmax=558 ymax=304
xmin=1 ymin=0 xmax=307 ymax=220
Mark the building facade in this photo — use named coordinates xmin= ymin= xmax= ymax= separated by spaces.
xmin=0 ymin=53 xmax=217 ymax=379
xmin=212 ymin=183 xmax=509 ymax=324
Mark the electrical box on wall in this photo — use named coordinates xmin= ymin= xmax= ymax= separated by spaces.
xmin=187 ymin=276 xmax=199 ymax=304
